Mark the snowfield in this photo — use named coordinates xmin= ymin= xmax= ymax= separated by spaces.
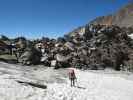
xmin=0 ymin=62 xmax=133 ymax=100
xmin=46 ymin=70 xmax=133 ymax=100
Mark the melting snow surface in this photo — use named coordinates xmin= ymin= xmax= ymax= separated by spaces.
xmin=0 ymin=62 xmax=133 ymax=100
xmin=45 ymin=70 xmax=133 ymax=100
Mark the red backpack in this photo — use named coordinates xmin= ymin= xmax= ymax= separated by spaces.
xmin=69 ymin=69 xmax=75 ymax=79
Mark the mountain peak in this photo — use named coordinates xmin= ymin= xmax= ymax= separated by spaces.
xmin=90 ymin=3 xmax=133 ymax=27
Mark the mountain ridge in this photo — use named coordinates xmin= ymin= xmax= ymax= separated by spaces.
xmin=90 ymin=3 xmax=133 ymax=27
xmin=68 ymin=3 xmax=133 ymax=37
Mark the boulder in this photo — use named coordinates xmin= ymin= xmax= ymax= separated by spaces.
xmin=55 ymin=54 xmax=71 ymax=62
xmin=64 ymin=42 xmax=74 ymax=51
xmin=51 ymin=60 xmax=57 ymax=67
xmin=19 ymin=47 xmax=41 ymax=65
xmin=41 ymin=53 xmax=48 ymax=62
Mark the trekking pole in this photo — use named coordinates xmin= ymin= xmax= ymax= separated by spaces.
xmin=75 ymin=78 xmax=78 ymax=87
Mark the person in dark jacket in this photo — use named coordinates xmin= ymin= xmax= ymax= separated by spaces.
xmin=68 ymin=68 xmax=76 ymax=87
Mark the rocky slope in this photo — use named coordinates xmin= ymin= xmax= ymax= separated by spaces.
xmin=61 ymin=3 xmax=133 ymax=71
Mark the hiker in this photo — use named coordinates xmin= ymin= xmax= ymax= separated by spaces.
xmin=68 ymin=68 xmax=77 ymax=87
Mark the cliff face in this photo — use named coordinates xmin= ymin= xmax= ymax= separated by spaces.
xmin=90 ymin=3 xmax=133 ymax=27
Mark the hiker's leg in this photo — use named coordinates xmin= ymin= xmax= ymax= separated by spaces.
xmin=71 ymin=79 xmax=72 ymax=87
xmin=73 ymin=79 xmax=75 ymax=86
xmin=72 ymin=79 xmax=75 ymax=86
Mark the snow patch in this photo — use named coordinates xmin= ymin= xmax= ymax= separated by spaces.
xmin=0 ymin=62 xmax=133 ymax=100
xmin=128 ymin=33 xmax=133 ymax=39
xmin=44 ymin=70 xmax=133 ymax=100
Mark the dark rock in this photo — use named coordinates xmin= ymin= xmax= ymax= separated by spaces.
xmin=19 ymin=47 xmax=42 ymax=65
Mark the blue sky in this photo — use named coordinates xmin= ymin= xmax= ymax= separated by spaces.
xmin=0 ymin=0 xmax=130 ymax=39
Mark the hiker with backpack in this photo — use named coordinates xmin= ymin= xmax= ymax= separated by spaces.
xmin=68 ymin=68 xmax=77 ymax=87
